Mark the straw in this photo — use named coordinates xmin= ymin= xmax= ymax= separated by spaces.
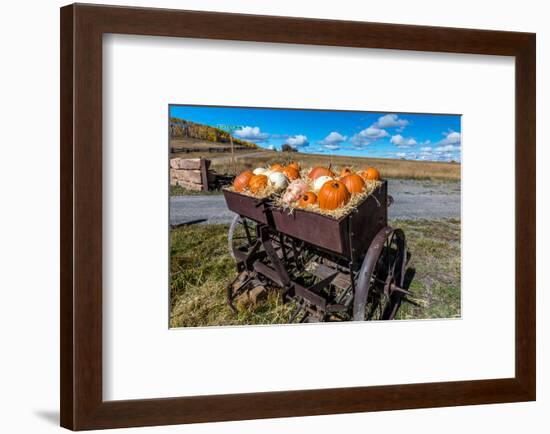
xmin=225 ymin=165 xmax=382 ymax=219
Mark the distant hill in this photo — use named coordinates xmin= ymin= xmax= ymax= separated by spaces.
xmin=170 ymin=117 xmax=258 ymax=149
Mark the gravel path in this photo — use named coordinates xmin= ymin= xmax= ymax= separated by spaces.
xmin=170 ymin=179 xmax=460 ymax=226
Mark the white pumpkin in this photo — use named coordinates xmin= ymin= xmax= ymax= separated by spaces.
xmin=253 ymin=167 xmax=269 ymax=176
xmin=268 ymin=171 xmax=289 ymax=190
xmin=313 ymin=175 xmax=333 ymax=192
xmin=282 ymin=179 xmax=308 ymax=203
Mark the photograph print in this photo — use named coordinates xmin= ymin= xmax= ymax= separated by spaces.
xmin=169 ymin=105 xmax=461 ymax=328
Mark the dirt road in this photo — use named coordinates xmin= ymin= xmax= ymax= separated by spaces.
xmin=170 ymin=179 xmax=460 ymax=226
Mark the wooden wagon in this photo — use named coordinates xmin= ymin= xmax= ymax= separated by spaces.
xmin=223 ymin=180 xmax=414 ymax=322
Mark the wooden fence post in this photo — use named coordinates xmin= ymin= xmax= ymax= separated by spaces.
xmin=199 ymin=158 xmax=209 ymax=191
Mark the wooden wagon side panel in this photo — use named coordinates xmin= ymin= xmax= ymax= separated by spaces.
xmin=224 ymin=181 xmax=387 ymax=258
xmin=223 ymin=190 xmax=269 ymax=224
xmin=349 ymin=181 xmax=388 ymax=260
xmin=271 ymin=209 xmax=347 ymax=254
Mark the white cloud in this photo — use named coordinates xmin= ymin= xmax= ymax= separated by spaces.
xmin=323 ymin=144 xmax=340 ymax=151
xmin=422 ymin=130 xmax=462 ymax=161
xmin=435 ymin=144 xmax=460 ymax=152
xmin=390 ymin=134 xmax=405 ymax=145
xmin=319 ymin=131 xmax=347 ymax=146
xmin=350 ymin=136 xmax=371 ymax=146
xmin=363 ymin=127 xmax=389 ymax=139
xmin=350 ymin=115 xmax=410 ymax=146
xmin=233 ymin=126 xmax=269 ymax=142
xmin=351 ymin=126 xmax=388 ymax=145
xmin=374 ymin=114 xmax=409 ymax=130
xmin=385 ymin=135 xmax=461 ymax=162
xmin=438 ymin=130 xmax=461 ymax=146
xmin=428 ymin=130 xmax=462 ymax=160
xmin=390 ymin=134 xmax=417 ymax=147
xmin=286 ymin=134 xmax=309 ymax=147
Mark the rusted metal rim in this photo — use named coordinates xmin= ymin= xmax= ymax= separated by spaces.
xmin=228 ymin=214 xmax=241 ymax=260
xmin=228 ymin=214 xmax=257 ymax=260
xmin=353 ymin=226 xmax=406 ymax=321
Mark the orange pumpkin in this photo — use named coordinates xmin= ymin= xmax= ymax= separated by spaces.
xmin=287 ymin=162 xmax=301 ymax=171
xmin=340 ymin=174 xmax=365 ymax=193
xmin=248 ymin=174 xmax=268 ymax=193
xmin=282 ymin=166 xmax=300 ymax=181
xmin=233 ymin=170 xmax=254 ymax=192
xmin=318 ymin=181 xmax=351 ymax=210
xmin=339 ymin=167 xmax=353 ymax=177
xmin=361 ymin=167 xmax=381 ymax=181
xmin=309 ymin=165 xmax=335 ymax=180
xmin=299 ymin=191 xmax=317 ymax=207
xmin=270 ymin=163 xmax=284 ymax=172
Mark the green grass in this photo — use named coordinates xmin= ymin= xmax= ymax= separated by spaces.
xmin=392 ymin=219 xmax=461 ymax=320
xmin=169 ymin=218 xmax=461 ymax=328
xmin=170 ymin=224 xmax=294 ymax=327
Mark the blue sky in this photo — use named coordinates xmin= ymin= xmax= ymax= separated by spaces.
xmin=170 ymin=105 xmax=461 ymax=162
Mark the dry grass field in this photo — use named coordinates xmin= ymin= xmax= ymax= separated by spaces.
xmin=170 ymin=138 xmax=259 ymax=156
xmin=172 ymin=148 xmax=461 ymax=181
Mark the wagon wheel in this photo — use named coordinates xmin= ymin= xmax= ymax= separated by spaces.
xmin=227 ymin=214 xmax=257 ymax=260
xmin=353 ymin=227 xmax=408 ymax=321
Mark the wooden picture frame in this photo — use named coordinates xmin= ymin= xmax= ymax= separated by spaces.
xmin=60 ymin=3 xmax=536 ymax=430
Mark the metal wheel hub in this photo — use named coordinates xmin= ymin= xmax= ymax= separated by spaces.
xmin=383 ymin=273 xmax=394 ymax=298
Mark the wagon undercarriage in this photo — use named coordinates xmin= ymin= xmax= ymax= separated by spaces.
xmin=225 ymin=196 xmax=416 ymax=323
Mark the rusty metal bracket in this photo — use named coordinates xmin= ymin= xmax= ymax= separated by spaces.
xmin=259 ymin=225 xmax=290 ymax=286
